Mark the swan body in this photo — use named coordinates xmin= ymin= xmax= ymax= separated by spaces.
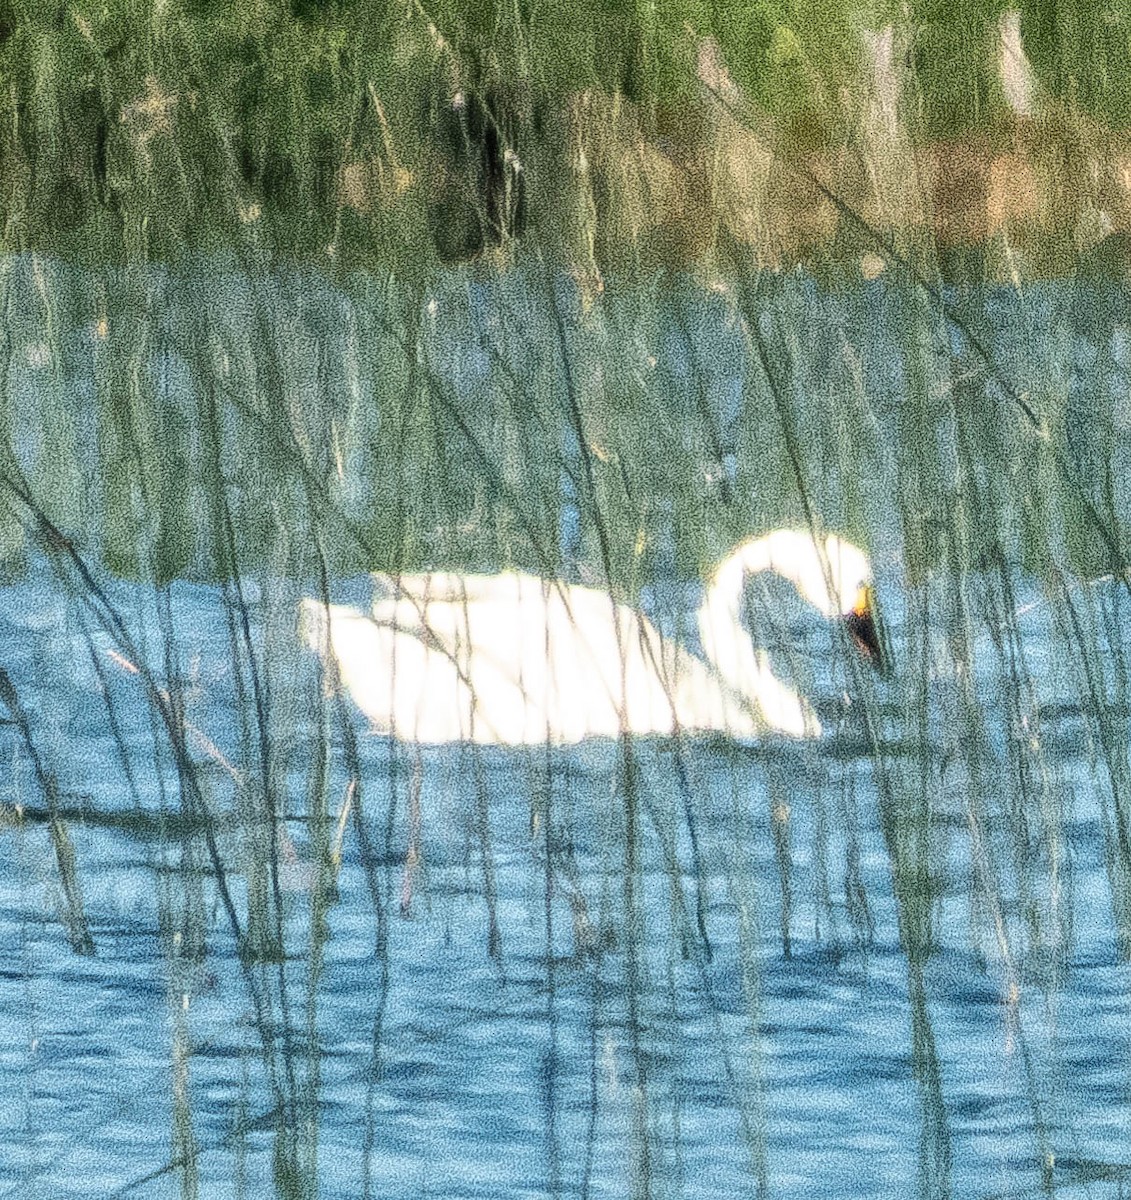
xmin=299 ymin=530 xmax=875 ymax=745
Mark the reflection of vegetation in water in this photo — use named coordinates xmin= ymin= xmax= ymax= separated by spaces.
xmin=1 ymin=248 xmax=1129 ymax=1196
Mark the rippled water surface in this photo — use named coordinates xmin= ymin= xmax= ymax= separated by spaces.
xmin=0 ymin=566 xmax=1127 ymax=1200
xmin=0 ymin=257 xmax=1128 ymax=1196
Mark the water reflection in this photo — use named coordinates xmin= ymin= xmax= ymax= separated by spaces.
xmin=0 ymin=260 xmax=1127 ymax=1196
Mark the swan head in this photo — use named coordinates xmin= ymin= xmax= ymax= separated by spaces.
xmin=715 ymin=530 xmax=868 ymax=614
xmin=707 ymin=530 xmax=884 ymax=670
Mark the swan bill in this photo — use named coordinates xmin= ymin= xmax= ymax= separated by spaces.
xmin=843 ymin=584 xmax=885 ymax=671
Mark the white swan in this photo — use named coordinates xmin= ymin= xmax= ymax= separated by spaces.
xmin=298 ymin=529 xmax=878 ymax=745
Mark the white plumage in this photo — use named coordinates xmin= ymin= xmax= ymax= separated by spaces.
xmin=299 ymin=530 xmax=874 ymax=745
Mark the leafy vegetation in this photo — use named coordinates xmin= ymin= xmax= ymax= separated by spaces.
xmin=0 ymin=1 xmax=1124 ymax=270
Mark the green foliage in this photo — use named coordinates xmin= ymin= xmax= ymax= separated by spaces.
xmin=0 ymin=0 xmax=1113 ymax=268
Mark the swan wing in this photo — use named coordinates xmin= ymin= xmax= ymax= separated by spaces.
xmin=536 ymin=589 xmax=642 ymax=739
xmin=369 ymin=587 xmax=560 ymax=743
xmin=372 ymin=570 xmax=539 ymax=606
xmin=300 ymin=599 xmax=487 ymax=741
xmin=371 ymin=583 xmax=676 ymax=740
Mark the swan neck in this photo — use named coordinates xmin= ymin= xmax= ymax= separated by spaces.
xmin=698 ymin=558 xmax=758 ymax=687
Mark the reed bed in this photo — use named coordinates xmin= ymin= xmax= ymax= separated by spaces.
xmin=0 ymin=5 xmax=1128 ymax=1199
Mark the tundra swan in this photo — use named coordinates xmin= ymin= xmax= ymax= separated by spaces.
xmin=298 ymin=530 xmax=878 ymax=745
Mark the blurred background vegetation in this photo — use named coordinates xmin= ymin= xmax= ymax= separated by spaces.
xmin=0 ymin=0 xmax=1126 ymax=588
xmin=1 ymin=0 xmax=1130 ymax=276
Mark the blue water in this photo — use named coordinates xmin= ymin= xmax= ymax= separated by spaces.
xmin=0 ymin=257 xmax=1129 ymax=1194
xmin=0 ymin=567 xmax=1127 ymax=1199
